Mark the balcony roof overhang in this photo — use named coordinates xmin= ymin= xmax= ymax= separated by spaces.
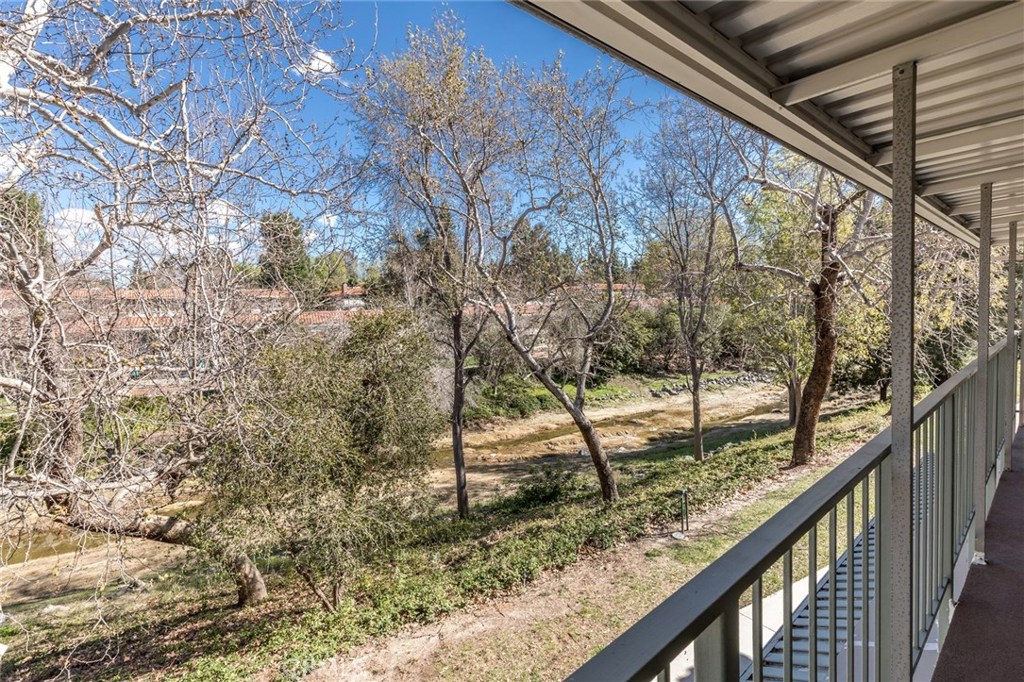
xmin=515 ymin=0 xmax=1024 ymax=248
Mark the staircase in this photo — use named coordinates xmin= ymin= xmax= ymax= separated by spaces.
xmin=741 ymin=521 xmax=876 ymax=681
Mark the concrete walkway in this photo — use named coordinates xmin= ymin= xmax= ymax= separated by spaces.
xmin=932 ymin=428 xmax=1024 ymax=682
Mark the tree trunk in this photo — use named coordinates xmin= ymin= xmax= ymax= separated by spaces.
xmin=124 ymin=515 xmax=268 ymax=606
xmin=791 ymin=213 xmax=843 ymax=466
xmin=451 ymin=315 xmax=470 ymax=519
xmin=61 ymin=509 xmax=269 ymax=607
xmin=879 ymin=378 xmax=890 ymax=402
xmin=292 ymin=559 xmax=335 ymax=613
xmin=332 ymin=581 xmax=343 ymax=610
xmin=231 ymin=553 xmax=268 ymax=607
xmin=497 ymin=326 xmax=618 ymax=504
xmin=791 ymin=283 xmax=839 ymax=465
xmin=572 ymin=409 xmax=618 ymax=503
xmin=787 ymin=375 xmax=802 ymax=428
xmin=689 ymin=353 xmax=705 ymax=462
xmin=451 ymin=368 xmax=470 ymax=519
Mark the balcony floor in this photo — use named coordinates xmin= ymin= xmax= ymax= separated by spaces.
xmin=932 ymin=427 xmax=1024 ymax=682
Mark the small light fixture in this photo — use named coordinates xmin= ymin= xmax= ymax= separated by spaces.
xmin=670 ymin=489 xmax=690 ymax=540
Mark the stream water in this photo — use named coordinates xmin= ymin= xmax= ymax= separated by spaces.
xmin=5 ymin=528 xmax=106 ymax=565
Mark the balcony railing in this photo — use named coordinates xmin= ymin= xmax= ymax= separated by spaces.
xmin=567 ymin=334 xmax=1019 ymax=682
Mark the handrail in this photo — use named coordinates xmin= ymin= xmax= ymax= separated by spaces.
xmin=567 ymin=430 xmax=891 ymax=681
xmin=566 ymin=333 xmax=1016 ymax=682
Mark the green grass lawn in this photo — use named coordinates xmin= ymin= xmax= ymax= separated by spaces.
xmin=4 ymin=398 xmax=888 ymax=682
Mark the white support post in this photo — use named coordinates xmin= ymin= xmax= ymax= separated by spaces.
xmin=973 ymin=182 xmax=992 ymax=565
xmin=693 ymin=600 xmax=740 ymax=681
xmin=1008 ymin=221 xmax=1018 ymax=469
xmin=882 ymin=60 xmax=915 ymax=682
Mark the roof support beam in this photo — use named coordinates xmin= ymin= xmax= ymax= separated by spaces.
xmin=993 ymin=217 xmax=1024 ymax=232
xmin=922 ymin=153 xmax=1024 ymax=182
xmin=1007 ymin=219 xmax=1017 ymax=471
xmin=973 ymin=181 xmax=993 ymax=565
xmin=882 ymin=59 xmax=916 ymax=682
xmin=872 ymin=118 xmax=1024 ymax=166
xmin=993 ymin=208 xmax=1024 ymax=220
xmin=1019 ymin=222 xmax=1024 ymax=427
xmin=920 ymin=166 xmax=1024 ymax=195
xmin=772 ymin=4 xmax=1024 ymax=105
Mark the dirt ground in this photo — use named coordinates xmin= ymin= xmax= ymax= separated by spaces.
xmin=428 ymin=381 xmax=787 ymax=504
xmin=307 ymin=389 xmax=876 ymax=682
xmin=0 ymin=536 xmax=186 ymax=606
xmin=0 ymin=382 xmax=876 ymax=682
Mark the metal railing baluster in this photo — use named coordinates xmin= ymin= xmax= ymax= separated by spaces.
xmin=846 ymin=490 xmax=855 ymax=681
xmin=873 ymin=469 xmax=883 ymax=682
xmin=694 ymin=599 xmax=739 ymax=681
xmin=917 ymin=419 xmax=925 ymax=647
xmin=564 ymin=338 xmax=1012 ymax=682
xmin=809 ymin=525 xmax=818 ymax=682
xmin=828 ymin=508 xmax=837 ymax=679
xmin=784 ymin=550 xmax=793 ymax=682
xmin=942 ymin=394 xmax=954 ymax=591
xmin=862 ymin=476 xmax=870 ymax=682
xmin=928 ymin=411 xmax=937 ymax=633
xmin=753 ymin=577 xmax=763 ymax=682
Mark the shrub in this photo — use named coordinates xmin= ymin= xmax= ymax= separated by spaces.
xmin=465 ymin=374 xmax=560 ymax=422
xmin=199 ymin=309 xmax=443 ymax=612
xmin=507 ymin=463 xmax=583 ymax=508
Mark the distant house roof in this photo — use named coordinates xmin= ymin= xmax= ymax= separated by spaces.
xmin=325 ymin=285 xmax=367 ymax=298
xmin=0 ymin=286 xmax=301 ymax=302
xmin=294 ymin=309 xmax=360 ymax=327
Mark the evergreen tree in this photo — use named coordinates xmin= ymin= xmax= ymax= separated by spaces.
xmin=257 ymin=211 xmax=312 ymax=295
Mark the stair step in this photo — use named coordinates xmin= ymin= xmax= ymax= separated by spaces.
xmin=764 ymin=651 xmax=832 ymax=668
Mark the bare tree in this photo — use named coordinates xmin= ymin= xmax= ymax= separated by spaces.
xmin=469 ymin=63 xmax=635 ymax=504
xmin=363 ymin=41 xmax=632 ymax=504
xmin=632 ymin=101 xmax=746 ymax=461
xmin=355 ymin=14 xmax=515 ymax=518
xmin=736 ymin=271 xmax=814 ymax=427
xmin=0 ymin=0 xmax=363 ymax=605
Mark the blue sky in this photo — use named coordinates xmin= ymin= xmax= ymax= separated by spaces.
xmin=295 ymin=1 xmax=690 ymax=261
xmin=18 ymin=1 xmax=696 ymax=272
xmin=320 ymin=1 xmax=678 ymax=141
xmin=339 ymin=1 xmax=665 ymax=88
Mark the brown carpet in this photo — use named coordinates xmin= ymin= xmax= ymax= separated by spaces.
xmin=932 ymin=427 xmax=1024 ymax=682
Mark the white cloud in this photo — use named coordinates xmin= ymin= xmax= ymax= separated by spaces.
xmin=316 ymin=213 xmax=340 ymax=229
xmin=206 ymin=198 xmax=240 ymax=229
xmin=50 ymin=206 xmax=102 ymax=261
xmin=294 ymin=50 xmax=338 ymax=80
xmin=0 ymin=56 xmax=13 ymax=90
xmin=0 ymin=142 xmax=34 ymax=187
